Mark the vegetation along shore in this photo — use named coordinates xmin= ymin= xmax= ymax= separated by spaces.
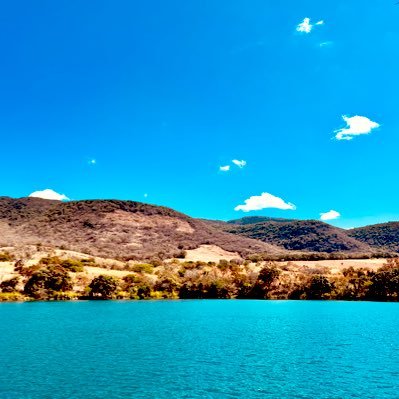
xmin=1 ymin=248 xmax=399 ymax=302
xmin=2 ymin=197 xmax=399 ymax=302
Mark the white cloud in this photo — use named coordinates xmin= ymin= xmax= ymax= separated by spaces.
xmin=144 ymin=193 xmax=148 ymax=198
xmin=219 ymin=165 xmax=231 ymax=172
xmin=235 ymin=192 xmax=296 ymax=212
xmin=232 ymin=159 xmax=246 ymax=168
xmin=296 ymin=18 xmax=324 ymax=33
xmin=319 ymin=41 xmax=333 ymax=47
xmin=88 ymin=159 xmax=96 ymax=165
xmin=335 ymin=115 xmax=380 ymax=141
xmin=320 ymin=210 xmax=341 ymax=221
xmin=29 ymin=189 xmax=70 ymax=201
xmin=297 ymin=18 xmax=312 ymax=33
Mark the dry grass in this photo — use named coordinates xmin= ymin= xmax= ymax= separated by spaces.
xmin=183 ymin=245 xmax=241 ymax=262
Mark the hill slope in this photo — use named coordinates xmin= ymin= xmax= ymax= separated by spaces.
xmin=0 ymin=197 xmax=283 ymax=259
xmin=213 ymin=218 xmax=378 ymax=255
xmin=348 ymin=222 xmax=399 ymax=252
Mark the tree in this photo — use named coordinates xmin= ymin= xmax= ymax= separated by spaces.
xmin=306 ymin=275 xmax=334 ymax=299
xmin=24 ymin=267 xmax=72 ymax=299
xmin=123 ymin=274 xmax=153 ymax=299
xmin=250 ymin=264 xmax=281 ymax=299
xmin=89 ymin=275 xmax=119 ymax=299
xmin=367 ymin=268 xmax=399 ymax=301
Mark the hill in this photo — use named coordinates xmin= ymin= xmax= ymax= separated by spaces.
xmin=211 ymin=218 xmax=382 ymax=256
xmin=227 ymin=216 xmax=296 ymax=225
xmin=0 ymin=197 xmax=283 ymax=260
xmin=348 ymin=222 xmax=399 ymax=252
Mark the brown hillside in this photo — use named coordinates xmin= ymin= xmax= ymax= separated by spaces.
xmin=0 ymin=197 xmax=283 ymax=260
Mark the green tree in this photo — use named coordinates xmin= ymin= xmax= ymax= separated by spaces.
xmin=24 ymin=267 xmax=72 ymax=299
xmin=306 ymin=275 xmax=334 ymax=299
xmin=89 ymin=275 xmax=119 ymax=299
xmin=367 ymin=268 xmax=399 ymax=301
xmin=123 ymin=274 xmax=154 ymax=299
xmin=249 ymin=264 xmax=281 ymax=299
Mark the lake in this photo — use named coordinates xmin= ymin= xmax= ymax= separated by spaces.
xmin=0 ymin=300 xmax=399 ymax=398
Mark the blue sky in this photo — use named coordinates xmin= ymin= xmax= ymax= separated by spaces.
xmin=1 ymin=0 xmax=398 ymax=227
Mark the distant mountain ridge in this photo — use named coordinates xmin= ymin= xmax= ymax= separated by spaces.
xmin=227 ymin=216 xmax=297 ymax=225
xmin=208 ymin=217 xmax=398 ymax=256
xmin=0 ymin=196 xmax=398 ymax=260
xmin=348 ymin=222 xmax=399 ymax=253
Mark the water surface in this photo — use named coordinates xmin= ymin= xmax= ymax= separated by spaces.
xmin=1 ymin=300 xmax=398 ymax=398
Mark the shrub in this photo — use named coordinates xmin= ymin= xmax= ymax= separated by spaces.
xmin=0 ymin=277 xmax=19 ymax=293
xmin=174 ymin=250 xmax=187 ymax=259
xmin=130 ymin=263 xmax=154 ymax=274
xmin=60 ymin=259 xmax=84 ymax=272
xmin=0 ymin=252 xmax=14 ymax=262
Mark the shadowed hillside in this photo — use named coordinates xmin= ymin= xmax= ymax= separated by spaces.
xmin=0 ymin=197 xmax=283 ymax=260
xmin=348 ymin=223 xmax=399 ymax=252
xmin=212 ymin=218 xmax=386 ymax=256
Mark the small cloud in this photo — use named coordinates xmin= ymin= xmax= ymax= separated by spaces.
xmin=296 ymin=18 xmax=324 ymax=34
xmin=235 ymin=192 xmax=296 ymax=212
xmin=88 ymin=159 xmax=96 ymax=165
xmin=29 ymin=189 xmax=70 ymax=201
xmin=232 ymin=159 xmax=247 ymax=168
xmin=320 ymin=210 xmax=341 ymax=221
xmin=144 ymin=193 xmax=148 ymax=198
xmin=219 ymin=165 xmax=231 ymax=172
xmin=319 ymin=41 xmax=333 ymax=47
xmin=335 ymin=115 xmax=380 ymax=141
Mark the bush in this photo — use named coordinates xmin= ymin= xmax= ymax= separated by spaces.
xmin=60 ymin=259 xmax=84 ymax=272
xmin=174 ymin=250 xmax=187 ymax=259
xmin=130 ymin=263 xmax=154 ymax=274
xmin=0 ymin=277 xmax=19 ymax=293
xmin=38 ymin=257 xmax=86 ymax=272
xmin=0 ymin=252 xmax=14 ymax=262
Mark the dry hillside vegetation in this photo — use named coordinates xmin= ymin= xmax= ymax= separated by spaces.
xmin=348 ymin=222 xmax=399 ymax=252
xmin=1 ymin=246 xmax=398 ymax=302
xmin=0 ymin=197 xmax=283 ymax=260
xmin=210 ymin=217 xmax=397 ymax=257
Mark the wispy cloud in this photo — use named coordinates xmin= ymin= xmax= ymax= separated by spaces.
xmin=88 ymin=159 xmax=96 ymax=165
xmin=219 ymin=165 xmax=231 ymax=172
xmin=320 ymin=210 xmax=341 ymax=221
xmin=29 ymin=189 xmax=70 ymax=201
xmin=319 ymin=41 xmax=333 ymax=47
xmin=232 ymin=159 xmax=246 ymax=168
xmin=335 ymin=115 xmax=380 ymax=141
xmin=235 ymin=192 xmax=296 ymax=212
xmin=296 ymin=18 xmax=324 ymax=34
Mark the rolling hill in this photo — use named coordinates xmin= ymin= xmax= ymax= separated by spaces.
xmin=1 ymin=197 xmax=398 ymax=260
xmin=348 ymin=222 xmax=399 ymax=253
xmin=0 ymin=197 xmax=283 ymax=260
xmin=210 ymin=217 xmax=391 ymax=256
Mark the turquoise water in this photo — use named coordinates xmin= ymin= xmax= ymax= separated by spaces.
xmin=1 ymin=301 xmax=399 ymax=399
